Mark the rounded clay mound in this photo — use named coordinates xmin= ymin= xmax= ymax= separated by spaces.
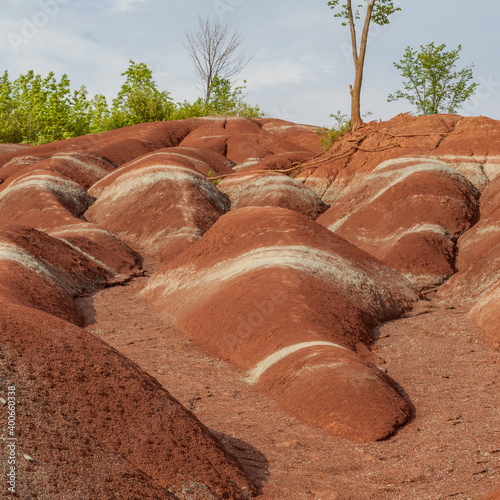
xmin=142 ymin=206 xmax=418 ymax=441
xmin=0 ymin=166 xmax=94 ymax=231
xmin=179 ymin=116 xmax=316 ymax=164
xmin=439 ymin=174 xmax=500 ymax=343
xmin=0 ymin=225 xmax=111 ymax=325
xmin=257 ymin=118 xmax=323 ymax=154
xmin=86 ymin=161 xmax=230 ymax=262
xmin=317 ymin=157 xmax=480 ymax=289
xmin=218 ymin=171 xmax=329 ymax=219
xmin=0 ymin=302 xmax=256 ymax=499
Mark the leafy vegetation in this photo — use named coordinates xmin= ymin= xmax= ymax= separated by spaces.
xmin=0 ymin=60 xmax=264 ymax=145
xmin=0 ymin=70 xmax=90 ymax=144
xmin=204 ymin=75 xmax=263 ymax=118
xmin=207 ymin=170 xmax=222 ymax=185
xmin=388 ymin=42 xmax=478 ymax=115
xmin=170 ymin=75 xmax=262 ymax=120
xmin=109 ymin=61 xmax=175 ymax=129
xmin=317 ymin=110 xmax=351 ymax=151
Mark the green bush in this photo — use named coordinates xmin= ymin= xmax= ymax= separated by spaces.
xmin=317 ymin=110 xmax=351 ymax=151
xmin=0 ymin=70 xmax=90 ymax=144
xmin=0 ymin=62 xmax=264 ymax=145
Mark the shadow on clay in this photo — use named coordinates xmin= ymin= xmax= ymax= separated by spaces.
xmin=75 ymin=295 xmax=97 ymax=327
xmin=210 ymin=430 xmax=270 ymax=495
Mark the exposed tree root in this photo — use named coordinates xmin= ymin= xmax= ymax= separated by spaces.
xmin=207 ymin=128 xmax=462 ymax=182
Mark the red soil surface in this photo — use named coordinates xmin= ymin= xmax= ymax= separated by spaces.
xmin=0 ymin=114 xmax=499 ymax=498
xmin=87 ymin=262 xmax=500 ymax=499
xmin=218 ymin=171 xmax=329 ymax=219
xmin=178 ymin=117 xmax=319 ymax=165
xmin=142 ymin=207 xmax=418 ymax=441
xmin=316 ymin=157 xmax=480 ymax=289
xmin=0 ymin=225 xmax=110 ymax=325
xmin=86 ymin=156 xmax=230 ymax=262
xmin=438 ymin=173 xmax=500 ymax=344
xmin=1 ymin=302 xmax=255 ymax=499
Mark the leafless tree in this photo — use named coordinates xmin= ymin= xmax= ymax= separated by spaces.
xmin=184 ymin=15 xmax=251 ymax=103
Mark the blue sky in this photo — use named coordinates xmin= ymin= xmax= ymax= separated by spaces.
xmin=1 ymin=0 xmax=499 ymax=127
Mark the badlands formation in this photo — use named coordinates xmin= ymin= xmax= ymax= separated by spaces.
xmin=0 ymin=114 xmax=499 ymax=499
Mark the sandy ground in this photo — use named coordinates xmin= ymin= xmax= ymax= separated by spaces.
xmin=84 ymin=261 xmax=500 ymax=500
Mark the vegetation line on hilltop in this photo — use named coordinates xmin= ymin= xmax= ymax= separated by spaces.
xmin=0 ymin=61 xmax=263 ymax=145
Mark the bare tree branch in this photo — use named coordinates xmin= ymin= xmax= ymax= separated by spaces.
xmin=184 ymin=15 xmax=252 ymax=103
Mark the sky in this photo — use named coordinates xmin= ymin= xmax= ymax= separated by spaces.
xmin=1 ymin=0 xmax=499 ymax=127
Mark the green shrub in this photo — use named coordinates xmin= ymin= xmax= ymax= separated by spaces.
xmin=0 ymin=62 xmax=264 ymax=145
xmin=317 ymin=110 xmax=351 ymax=151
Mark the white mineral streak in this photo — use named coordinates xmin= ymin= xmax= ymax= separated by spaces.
xmin=0 ymin=242 xmax=78 ymax=292
xmin=0 ymin=173 xmax=92 ymax=214
xmin=245 ymin=341 xmax=348 ymax=384
xmin=51 ymin=154 xmax=111 ymax=178
xmin=91 ymin=165 xmax=229 ymax=212
xmin=144 ymin=244 xmax=416 ymax=321
xmin=328 ymin=159 xmax=470 ymax=232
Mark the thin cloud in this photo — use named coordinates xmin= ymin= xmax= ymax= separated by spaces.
xmin=109 ymin=0 xmax=147 ymax=13
xmin=246 ymin=57 xmax=320 ymax=89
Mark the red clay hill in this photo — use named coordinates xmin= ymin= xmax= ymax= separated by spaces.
xmin=0 ymin=114 xmax=499 ymax=498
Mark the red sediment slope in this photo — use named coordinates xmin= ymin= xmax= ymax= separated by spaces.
xmin=0 ymin=123 xmax=260 ymax=497
xmin=87 ymin=147 xmax=235 ymax=195
xmin=298 ymin=114 xmax=500 ymax=201
xmin=297 ymin=113 xmax=500 ymax=343
xmin=0 ymin=166 xmax=94 ymax=230
xmin=0 ymin=152 xmax=115 ymax=189
xmin=1 ymin=114 xmax=499 ymax=496
xmin=0 ymin=119 xmax=208 ymax=169
xmin=0 ymin=225 xmax=110 ymax=325
xmin=178 ymin=117 xmax=319 ymax=164
xmin=86 ymin=150 xmax=231 ymax=262
xmin=0 ymin=302 xmax=256 ymax=499
xmin=0 ymin=117 xmax=321 ymax=171
xmin=0 ymin=143 xmax=30 ymax=155
xmin=142 ymin=207 xmax=418 ymax=441
xmin=47 ymin=221 xmax=142 ymax=276
xmin=218 ymin=171 xmax=329 ymax=219
xmin=484 ymin=488 xmax=500 ymax=500
xmin=316 ymin=156 xmax=480 ymax=289
xmin=0 ymin=155 xmax=47 ymax=182
xmin=256 ymin=118 xmax=323 ymax=154
xmin=438 ymin=173 xmax=500 ymax=343
xmin=0 ymin=164 xmax=141 ymax=277
xmin=233 ymin=151 xmax=315 ymax=174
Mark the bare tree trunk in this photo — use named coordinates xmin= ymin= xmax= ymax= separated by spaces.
xmin=205 ymin=77 xmax=212 ymax=105
xmin=350 ymin=82 xmax=362 ymax=131
xmin=347 ymin=0 xmax=375 ymax=131
xmin=184 ymin=16 xmax=251 ymax=106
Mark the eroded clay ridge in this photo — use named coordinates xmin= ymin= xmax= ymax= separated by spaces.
xmin=142 ymin=206 xmax=418 ymax=442
xmin=0 ymin=114 xmax=499 ymax=497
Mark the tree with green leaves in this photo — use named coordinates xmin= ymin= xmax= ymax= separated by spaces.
xmin=88 ymin=93 xmax=112 ymax=134
xmin=205 ymin=75 xmax=263 ymax=117
xmin=327 ymin=0 xmax=401 ymax=130
xmin=387 ymin=42 xmax=478 ymax=115
xmin=0 ymin=70 xmax=91 ymax=144
xmin=69 ymin=86 xmax=92 ymax=138
xmin=110 ymin=60 xmax=175 ymax=128
xmin=171 ymin=75 xmax=263 ymax=120
xmin=0 ymin=71 xmax=17 ymax=143
xmin=0 ymin=60 xmax=264 ymax=145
